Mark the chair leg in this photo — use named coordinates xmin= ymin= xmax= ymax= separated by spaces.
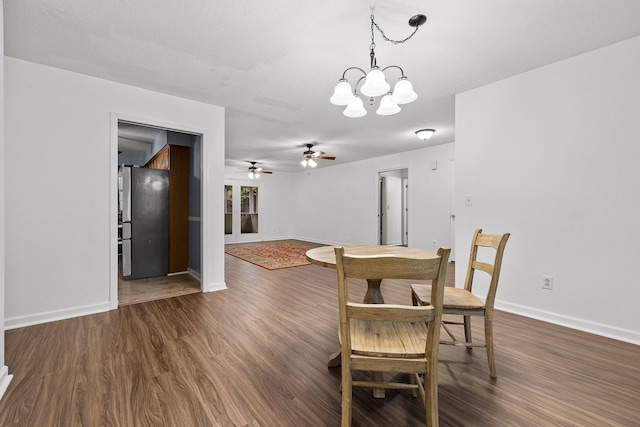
xmin=410 ymin=373 xmax=418 ymax=397
xmin=485 ymin=313 xmax=497 ymax=378
xmin=341 ymin=366 xmax=352 ymax=427
xmin=463 ymin=315 xmax=473 ymax=353
xmin=424 ymin=368 xmax=439 ymax=427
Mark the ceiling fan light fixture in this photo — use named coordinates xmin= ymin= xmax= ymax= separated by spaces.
xmin=415 ymin=129 xmax=435 ymax=140
xmin=330 ymin=79 xmax=356 ymax=105
xmin=301 ymin=159 xmax=308 ymax=167
xmin=376 ymin=94 xmax=401 ymax=115
xmin=391 ymin=77 xmax=418 ymax=104
xmin=308 ymin=158 xmax=317 ymax=168
xmin=343 ymin=96 xmax=367 ymax=118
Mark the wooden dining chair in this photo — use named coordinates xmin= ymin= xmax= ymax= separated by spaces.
xmin=411 ymin=229 xmax=510 ymax=378
xmin=334 ymin=246 xmax=451 ymax=427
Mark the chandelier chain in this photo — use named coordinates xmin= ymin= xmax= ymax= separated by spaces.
xmin=370 ymin=14 xmax=421 ymax=45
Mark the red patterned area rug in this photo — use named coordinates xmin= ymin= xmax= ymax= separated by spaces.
xmin=224 ymin=241 xmax=317 ymax=270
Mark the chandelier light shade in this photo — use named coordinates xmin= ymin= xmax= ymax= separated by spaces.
xmin=343 ymin=96 xmax=367 ymax=118
xmin=415 ymin=129 xmax=436 ymax=140
xmin=329 ymin=79 xmax=356 ymax=105
xmin=330 ymin=11 xmax=427 ymax=118
xmin=376 ymin=94 xmax=401 ymax=115
xmin=360 ymin=67 xmax=391 ymax=97
xmin=391 ymin=77 xmax=418 ymax=104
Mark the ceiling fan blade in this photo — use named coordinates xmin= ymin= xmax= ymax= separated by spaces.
xmin=317 ymin=156 xmax=336 ymax=160
xmin=311 ymin=151 xmax=325 ymax=157
xmin=261 ymin=171 xmax=273 ymax=174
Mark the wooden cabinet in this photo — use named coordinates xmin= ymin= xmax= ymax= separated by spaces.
xmin=146 ymin=144 xmax=190 ymax=273
xmin=147 ymin=145 xmax=170 ymax=170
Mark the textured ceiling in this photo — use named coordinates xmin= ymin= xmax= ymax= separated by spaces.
xmin=5 ymin=0 xmax=640 ymax=172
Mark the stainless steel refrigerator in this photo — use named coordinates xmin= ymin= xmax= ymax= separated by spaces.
xmin=119 ymin=166 xmax=169 ymax=280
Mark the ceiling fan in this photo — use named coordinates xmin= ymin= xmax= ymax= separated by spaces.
xmin=301 ymin=143 xmax=336 ymax=168
xmin=247 ymin=161 xmax=272 ymax=179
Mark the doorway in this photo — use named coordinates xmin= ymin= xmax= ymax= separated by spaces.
xmin=113 ymin=119 xmax=204 ymax=306
xmin=378 ymin=169 xmax=408 ymax=246
xmin=225 ymin=180 xmax=262 ymax=243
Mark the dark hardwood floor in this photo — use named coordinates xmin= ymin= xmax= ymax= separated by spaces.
xmin=1 ymin=242 xmax=638 ymax=426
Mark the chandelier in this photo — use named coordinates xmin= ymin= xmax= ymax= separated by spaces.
xmin=330 ymin=12 xmax=427 ymax=118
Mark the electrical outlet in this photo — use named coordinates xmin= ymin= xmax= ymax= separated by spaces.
xmin=542 ymin=275 xmax=553 ymax=290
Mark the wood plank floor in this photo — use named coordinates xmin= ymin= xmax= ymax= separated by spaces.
xmin=118 ymin=273 xmax=201 ymax=306
xmin=1 ymin=241 xmax=639 ymax=426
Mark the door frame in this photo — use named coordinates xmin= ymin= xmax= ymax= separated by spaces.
xmin=448 ymin=158 xmax=456 ymax=261
xmin=109 ymin=113 xmax=206 ymax=308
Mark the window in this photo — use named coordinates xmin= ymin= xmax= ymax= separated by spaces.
xmin=240 ymin=186 xmax=258 ymax=234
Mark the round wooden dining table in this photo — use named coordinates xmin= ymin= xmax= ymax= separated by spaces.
xmin=306 ymin=244 xmax=439 ymax=305
xmin=306 ymin=244 xmax=439 ymax=371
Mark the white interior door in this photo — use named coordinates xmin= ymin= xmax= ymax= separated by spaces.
xmin=224 ymin=180 xmax=262 ymax=243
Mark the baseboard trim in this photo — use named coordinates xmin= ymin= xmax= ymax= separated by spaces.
xmin=496 ymin=300 xmax=640 ymax=345
xmin=187 ymin=268 xmax=201 ymax=282
xmin=202 ymin=281 xmax=227 ymax=293
xmin=167 ymin=271 xmax=189 ymax=277
xmin=0 ymin=366 xmax=13 ymax=400
xmin=4 ymin=301 xmax=111 ymax=330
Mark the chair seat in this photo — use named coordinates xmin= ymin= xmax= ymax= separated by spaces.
xmin=349 ymin=318 xmax=428 ymax=358
xmin=411 ymin=284 xmax=486 ymax=311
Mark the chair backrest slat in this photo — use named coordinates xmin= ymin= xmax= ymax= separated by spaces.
xmin=472 ymin=261 xmax=494 ymax=276
xmin=347 ymin=303 xmax=435 ymax=323
xmin=339 ymin=254 xmax=443 ymax=281
xmin=475 ymin=233 xmax=503 ymax=248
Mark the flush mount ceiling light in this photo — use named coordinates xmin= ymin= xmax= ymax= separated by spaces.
xmin=330 ymin=11 xmax=427 ymax=118
xmin=415 ymin=129 xmax=435 ymax=140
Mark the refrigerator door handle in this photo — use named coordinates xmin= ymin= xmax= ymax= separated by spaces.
xmin=121 ymin=166 xmax=132 ymax=223
xmin=122 ymin=239 xmax=132 ymax=277
xmin=122 ymin=222 xmax=131 ymax=240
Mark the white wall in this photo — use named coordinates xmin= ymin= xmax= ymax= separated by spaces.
xmin=456 ymin=35 xmax=640 ymax=344
xmin=0 ymin=1 xmax=15 ymax=399
xmin=4 ymin=57 xmax=226 ymax=328
xmin=291 ymin=143 xmax=455 ymax=250
xmin=222 ymin=170 xmax=298 ymax=243
xmin=259 ymin=172 xmax=297 ymax=241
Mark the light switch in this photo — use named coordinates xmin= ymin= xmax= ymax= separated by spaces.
xmin=465 ymin=195 xmax=472 ymax=206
